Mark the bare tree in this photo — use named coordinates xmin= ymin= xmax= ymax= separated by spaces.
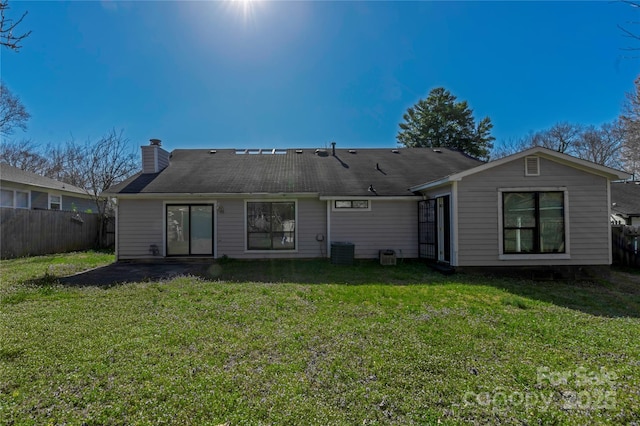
xmin=491 ymin=133 xmax=537 ymax=159
xmin=3 ymin=129 xmax=139 ymax=215
xmin=492 ymin=120 xmax=627 ymax=169
xmin=618 ymin=0 xmax=640 ymax=52
xmin=491 ymin=123 xmax=583 ymax=159
xmin=620 ymin=75 xmax=640 ymax=178
xmin=0 ymin=138 xmax=48 ymax=173
xmin=0 ymin=0 xmax=30 ymax=52
xmin=70 ymin=129 xmax=139 ymax=214
xmin=543 ymin=122 xmax=583 ymax=154
xmin=575 ymin=121 xmax=625 ymax=169
xmin=0 ymin=82 xmax=30 ymax=135
xmin=46 ymin=139 xmax=88 ymax=187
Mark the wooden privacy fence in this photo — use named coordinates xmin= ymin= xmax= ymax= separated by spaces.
xmin=611 ymin=225 xmax=640 ymax=268
xmin=0 ymin=208 xmax=114 ymax=259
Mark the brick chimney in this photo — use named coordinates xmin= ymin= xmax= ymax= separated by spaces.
xmin=141 ymin=138 xmax=170 ymax=174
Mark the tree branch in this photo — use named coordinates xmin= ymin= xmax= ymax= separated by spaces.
xmin=0 ymin=0 xmax=31 ymax=52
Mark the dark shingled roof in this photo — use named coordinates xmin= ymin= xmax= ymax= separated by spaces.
xmin=106 ymin=147 xmax=484 ymax=197
xmin=611 ymin=181 xmax=640 ymax=216
xmin=0 ymin=162 xmax=88 ymax=195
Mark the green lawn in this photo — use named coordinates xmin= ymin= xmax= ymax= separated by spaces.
xmin=1 ymin=253 xmax=639 ymax=425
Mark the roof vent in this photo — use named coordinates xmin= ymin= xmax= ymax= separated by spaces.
xmin=348 ymin=149 xmax=357 ymax=154
xmin=209 ymin=150 xmax=217 ymax=154
xmin=433 ymin=148 xmax=442 ymax=153
xmin=150 ymin=138 xmax=162 ymax=146
xmin=296 ymin=149 xmax=303 ymax=154
xmin=391 ymin=149 xmax=399 ymax=154
xmin=315 ymin=149 xmax=328 ymax=157
xmin=525 ymin=156 xmax=540 ymax=176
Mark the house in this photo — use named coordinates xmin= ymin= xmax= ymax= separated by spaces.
xmin=611 ymin=181 xmax=640 ymax=226
xmin=0 ymin=163 xmax=96 ymax=212
xmin=105 ymin=140 xmax=631 ymax=271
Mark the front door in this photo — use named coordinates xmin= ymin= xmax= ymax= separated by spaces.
xmin=166 ymin=204 xmax=214 ymax=256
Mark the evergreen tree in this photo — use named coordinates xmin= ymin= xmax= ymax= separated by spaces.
xmin=397 ymin=87 xmax=494 ymax=160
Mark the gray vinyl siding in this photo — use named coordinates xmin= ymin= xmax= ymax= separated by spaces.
xmin=157 ymin=149 xmax=170 ymax=171
xmin=141 ymin=146 xmax=156 ymax=174
xmin=330 ymin=200 xmax=418 ymax=259
xmin=217 ymin=198 xmax=327 ymax=259
xmin=456 ymin=157 xmax=611 ymax=266
xmin=141 ymin=146 xmax=170 ymax=174
xmin=117 ymin=199 xmax=164 ymax=259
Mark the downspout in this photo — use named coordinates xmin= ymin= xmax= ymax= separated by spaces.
xmin=114 ymin=198 xmax=119 ymax=261
xmin=451 ymin=181 xmax=459 ymax=267
xmin=326 ymin=200 xmax=331 ymax=258
xmin=607 ymin=180 xmax=613 ymax=265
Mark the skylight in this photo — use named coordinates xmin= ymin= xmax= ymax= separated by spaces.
xmin=235 ymin=149 xmax=287 ymax=155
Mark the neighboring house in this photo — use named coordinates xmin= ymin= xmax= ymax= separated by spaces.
xmin=105 ymin=140 xmax=631 ymax=270
xmin=611 ymin=181 xmax=640 ymax=226
xmin=0 ymin=163 xmax=96 ymax=212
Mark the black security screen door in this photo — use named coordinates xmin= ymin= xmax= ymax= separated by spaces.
xmin=418 ymin=199 xmax=437 ymax=260
xmin=418 ymin=197 xmax=451 ymax=263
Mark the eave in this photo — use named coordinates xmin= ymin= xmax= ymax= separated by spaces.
xmin=410 ymin=147 xmax=632 ymax=193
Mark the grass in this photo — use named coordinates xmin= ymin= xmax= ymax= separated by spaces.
xmin=1 ymin=253 xmax=639 ymax=425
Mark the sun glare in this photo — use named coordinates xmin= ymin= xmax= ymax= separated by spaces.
xmin=229 ymin=0 xmax=262 ymax=26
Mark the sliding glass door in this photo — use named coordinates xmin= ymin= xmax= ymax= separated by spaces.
xmin=166 ymin=204 xmax=213 ymax=256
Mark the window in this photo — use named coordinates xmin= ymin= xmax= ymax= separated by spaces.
xmin=15 ymin=191 xmax=28 ymax=208
xmin=1 ymin=189 xmax=14 ymax=207
xmin=503 ymin=192 xmax=565 ymax=254
xmin=49 ymin=195 xmax=61 ymax=210
xmin=166 ymin=205 xmax=214 ymax=256
xmin=333 ymin=200 xmax=370 ymax=211
xmin=1 ymin=188 xmax=29 ymax=209
xmin=247 ymin=201 xmax=295 ymax=250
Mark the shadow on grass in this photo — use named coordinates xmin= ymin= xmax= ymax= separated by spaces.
xmin=466 ymin=272 xmax=640 ymax=318
xmin=33 ymin=258 xmax=640 ymax=318
xmin=207 ymin=259 xmax=640 ymax=318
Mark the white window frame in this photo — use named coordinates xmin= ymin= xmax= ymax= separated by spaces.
xmin=0 ymin=188 xmax=30 ymax=209
xmin=498 ymin=187 xmax=571 ymax=260
xmin=331 ymin=199 xmax=371 ymax=212
xmin=245 ymin=199 xmax=298 ymax=253
xmin=49 ymin=194 xmax=62 ymax=210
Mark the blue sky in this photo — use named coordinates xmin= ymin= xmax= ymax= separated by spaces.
xmin=2 ymin=1 xmax=639 ymax=155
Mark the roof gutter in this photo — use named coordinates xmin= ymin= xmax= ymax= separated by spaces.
xmin=409 ymin=176 xmax=459 ymax=193
xmin=318 ymin=195 xmax=418 ymax=201
xmin=109 ymin=192 xmax=322 ymax=199
xmin=110 ymin=192 xmax=421 ymax=201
